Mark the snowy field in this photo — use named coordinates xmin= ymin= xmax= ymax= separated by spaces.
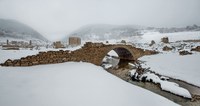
xmin=140 ymin=52 xmax=200 ymax=87
xmin=92 ymin=31 xmax=200 ymax=44
xmin=133 ymin=31 xmax=200 ymax=87
xmin=0 ymin=31 xmax=200 ymax=105
xmin=139 ymin=31 xmax=200 ymax=43
xmin=0 ymin=51 xmax=178 ymax=106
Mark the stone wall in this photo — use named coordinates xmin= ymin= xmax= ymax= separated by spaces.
xmin=1 ymin=42 xmax=158 ymax=67
xmin=2 ymin=50 xmax=71 ymax=66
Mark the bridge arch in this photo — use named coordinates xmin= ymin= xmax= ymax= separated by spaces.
xmin=100 ymin=46 xmax=135 ymax=67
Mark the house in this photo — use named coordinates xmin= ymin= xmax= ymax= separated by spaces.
xmin=53 ymin=41 xmax=65 ymax=49
xmin=69 ymin=37 xmax=81 ymax=47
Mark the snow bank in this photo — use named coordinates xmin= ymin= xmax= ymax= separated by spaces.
xmin=160 ymin=81 xmax=191 ymax=98
xmin=0 ymin=62 xmax=179 ymax=106
xmin=140 ymin=52 xmax=200 ymax=87
xmin=141 ymin=72 xmax=191 ymax=98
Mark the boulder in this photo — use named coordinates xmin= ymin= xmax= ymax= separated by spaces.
xmin=121 ymin=40 xmax=126 ymax=44
xmin=144 ymin=50 xmax=159 ymax=55
xmin=191 ymin=46 xmax=200 ymax=52
xmin=179 ymin=50 xmax=192 ymax=55
xmin=149 ymin=40 xmax=155 ymax=46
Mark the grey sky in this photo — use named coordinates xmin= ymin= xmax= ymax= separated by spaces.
xmin=0 ymin=0 xmax=200 ymax=41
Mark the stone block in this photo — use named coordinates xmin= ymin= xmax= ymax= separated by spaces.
xmin=163 ymin=46 xmax=172 ymax=51
xmin=179 ymin=50 xmax=192 ymax=55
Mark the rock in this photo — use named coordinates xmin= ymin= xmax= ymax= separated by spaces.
xmin=131 ymin=75 xmax=139 ymax=81
xmin=121 ymin=40 xmax=126 ymax=44
xmin=163 ymin=46 xmax=172 ymax=51
xmin=144 ymin=50 xmax=159 ymax=55
xmin=179 ymin=50 xmax=192 ymax=55
xmin=141 ymin=76 xmax=147 ymax=82
xmin=191 ymin=46 xmax=200 ymax=52
xmin=160 ymin=76 xmax=169 ymax=81
xmin=149 ymin=40 xmax=155 ymax=46
xmin=191 ymin=95 xmax=200 ymax=102
xmin=161 ymin=37 xmax=169 ymax=43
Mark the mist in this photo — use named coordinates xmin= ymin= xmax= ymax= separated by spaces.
xmin=0 ymin=0 xmax=200 ymax=41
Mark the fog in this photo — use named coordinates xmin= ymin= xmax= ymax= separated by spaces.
xmin=0 ymin=0 xmax=200 ymax=41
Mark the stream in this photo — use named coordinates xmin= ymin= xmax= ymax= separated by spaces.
xmin=106 ymin=67 xmax=200 ymax=106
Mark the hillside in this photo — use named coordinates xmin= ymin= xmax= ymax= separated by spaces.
xmin=65 ymin=24 xmax=144 ymax=41
xmin=0 ymin=19 xmax=48 ymax=44
xmin=64 ymin=24 xmax=200 ymax=42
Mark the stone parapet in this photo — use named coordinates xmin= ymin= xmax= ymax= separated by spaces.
xmin=1 ymin=42 xmax=156 ymax=67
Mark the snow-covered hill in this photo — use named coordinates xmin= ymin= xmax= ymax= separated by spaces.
xmin=63 ymin=24 xmax=200 ymax=42
xmin=0 ymin=19 xmax=48 ymax=44
xmin=64 ymin=24 xmax=144 ymax=41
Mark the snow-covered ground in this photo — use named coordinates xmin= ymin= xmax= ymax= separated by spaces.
xmin=140 ymin=52 xmax=200 ymax=87
xmin=1 ymin=31 xmax=200 ymax=106
xmin=131 ymin=31 xmax=200 ymax=88
xmin=0 ymin=50 xmax=179 ymax=106
xmin=139 ymin=31 xmax=200 ymax=43
xmin=90 ymin=31 xmax=200 ymax=44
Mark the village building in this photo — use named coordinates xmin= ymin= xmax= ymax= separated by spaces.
xmin=2 ymin=40 xmax=33 ymax=50
xmin=53 ymin=41 xmax=65 ymax=49
xmin=161 ymin=37 xmax=169 ymax=43
xmin=69 ymin=37 xmax=81 ymax=47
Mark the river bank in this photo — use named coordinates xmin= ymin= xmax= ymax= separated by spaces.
xmin=106 ymin=67 xmax=200 ymax=106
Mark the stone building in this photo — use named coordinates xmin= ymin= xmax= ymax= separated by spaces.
xmin=161 ymin=37 xmax=169 ymax=43
xmin=53 ymin=41 xmax=65 ymax=49
xmin=2 ymin=40 xmax=33 ymax=50
xmin=69 ymin=37 xmax=81 ymax=46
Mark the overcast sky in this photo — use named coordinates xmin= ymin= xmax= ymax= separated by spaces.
xmin=0 ymin=0 xmax=200 ymax=41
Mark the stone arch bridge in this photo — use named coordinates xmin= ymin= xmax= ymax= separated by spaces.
xmin=1 ymin=42 xmax=157 ymax=67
